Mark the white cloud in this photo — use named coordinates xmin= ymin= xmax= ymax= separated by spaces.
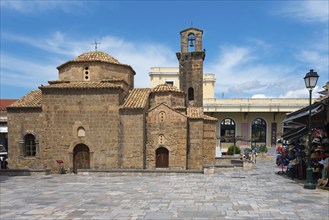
xmin=0 ymin=0 xmax=83 ymax=14
xmin=278 ymin=0 xmax=329 ymax=23
xmin=1 ymin=32 xmax=177 ymax=90
xmin=2 ymin=31 xmax=86 ymax=57
xmin=279 ymin=86 xmax=322 ymax=98
xmin=206 ymin=43 xmax=304 ymax=98
xmin=296 ymin=50 xmax=328 ymax=75
xmin=251 ymin=94 xmax=271 ymax=99
xmin=1 ymin=54 xmax=57 ymax=88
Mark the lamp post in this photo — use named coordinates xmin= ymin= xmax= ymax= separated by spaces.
xmin=303 ymin=69 xmax=319 ymax=190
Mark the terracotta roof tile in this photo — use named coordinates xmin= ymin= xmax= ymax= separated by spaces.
xmin=74 ymin=51 xmax=121 ymax=64
xmin=39 ymin=81 xmax=122 ymax=90
xmin=187 ymin=107 xmax=204 ymax=119
xmin=151 ymin=84 xmax=185 ymax=94
xmin=9 ymin=90 xmax=42 ymax=108
xmin=203 ymin=114 xmax=218 ymax=121
xmin=120 ymin=88 xmax=151 ymax=109
xmin=0 ymin=99 xmax=17 ymax=111
xmin=187 ymin=107 xmax=217 ymax=121
xmin=57 ymin=51 xmax=135 ymax=74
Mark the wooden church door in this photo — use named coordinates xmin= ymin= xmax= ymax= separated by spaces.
xmin=156 ymin=147 xmax=169 ymax=168
xmin=73 ymin=144 xmax=90 ymax=173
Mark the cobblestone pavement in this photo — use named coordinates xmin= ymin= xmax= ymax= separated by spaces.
xmin=0 ymin=157 xmax=328 ymax=220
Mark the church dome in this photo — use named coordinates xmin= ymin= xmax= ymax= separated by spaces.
xmin=73 ymin=51 xmax=121 ymax=64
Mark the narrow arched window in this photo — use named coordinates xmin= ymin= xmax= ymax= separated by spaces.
xmin=24 ymin=134 xmax=36 ymax=157
xmin=77 ymin=126 xmax=86 ymax=137
xmin=159 ymin=111 xmax=166 ymax=122
xmin=188 ymin=33 xmax=196 ymax=52
xmin=188 ymin=87 xmax=194 ymax=101
xmin=159 ymin=135 xmax=165 ymax=145
xmin=84 ymin=66 xmax=90 ymax=81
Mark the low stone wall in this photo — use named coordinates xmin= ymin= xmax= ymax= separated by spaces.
xmin=203 ymin=158 xmax=253 ymax=174
xmin=77 ymin=169 xmax=203 ymax=176
xmin=215 ymin=156 xmax=240 ymax=165
xmin=0 ymin=169 xmax=51 ymax=176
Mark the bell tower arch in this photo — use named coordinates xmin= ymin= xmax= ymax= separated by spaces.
xmin=176 ymin=27 xmax=205 ymax=107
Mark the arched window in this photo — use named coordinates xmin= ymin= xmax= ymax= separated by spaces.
xmin=188 ymin=33 xmax=196 ymax=52
xmin=251 ymin=118 xmax=267 ymax=143
xmin=83 ymin=66 xmax=90 ymax=81
xmin=220 ymin=118 xmax=236 ymax=143
xmin=188 ymin=87 xmax=194 ymax=101
xmin=159 ymin=135 xmax=165 ymax=145
xmin=77 ymin=127 xmax=86 ymax=137
xmin=159 ymin=111 xmax=166 ymax=122
xmin=24 ymin=134 xmax=36 ymax=157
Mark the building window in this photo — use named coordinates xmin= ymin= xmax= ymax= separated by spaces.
xmin=188 ymin=87 xmax=194 ymax=101
xmin=165 ymin=81 xmax=174 ymax=86
xmin=251 ymin=118 xmax=267 ymax=144
xmin=159 ymin=135 xmax=165 ymax=145
xmin=84 ymin=66 xmax=90 ymax=81
xmin=220 ymin=118 xmax=235 ymax=143
xmin=77 ymin=127 xmax=86 ymax=137
xmin=159 ymin=111 xmax=166 ymax=122
xmin=24 ymin=134 xmax=36 ymax=157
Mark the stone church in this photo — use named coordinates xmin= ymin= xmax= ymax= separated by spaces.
xmin=7 ymin=27 xmax=217 ymax=173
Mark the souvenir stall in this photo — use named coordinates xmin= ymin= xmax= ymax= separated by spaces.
xmin=281 ymin=95 xmax=329 ymax=187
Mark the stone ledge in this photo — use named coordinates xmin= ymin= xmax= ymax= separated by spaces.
xmin=0 ymin=169 xmax=51 ymax=176
xmin=77 ymin=169 xmax=202 ymax=175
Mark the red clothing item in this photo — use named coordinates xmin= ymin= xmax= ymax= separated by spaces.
xmin=277 ymin=145 xmax=282 ymax=152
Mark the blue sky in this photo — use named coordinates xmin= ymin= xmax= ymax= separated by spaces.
xmin=1 ymin=0 xmax=328 ymax=99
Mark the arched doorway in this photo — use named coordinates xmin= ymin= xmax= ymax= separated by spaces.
xmin=73 ymin=144 xmax=90 ymax=173
xmin=220 ymin=118 xmax=236 ymax=155
xmin=251 ymin=118 xmax=267 ymax=147
xmin=156 ymin=147 xmax=169 ymax=168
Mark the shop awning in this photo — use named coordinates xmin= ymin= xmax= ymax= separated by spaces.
xmin=282 ymin=104 xmax=323 ymax=123
xmin=281 ymin=127 xmax=308 ymax=142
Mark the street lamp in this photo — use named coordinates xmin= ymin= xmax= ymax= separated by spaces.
xmin=303 ymin=69 xmax=319 ymax=190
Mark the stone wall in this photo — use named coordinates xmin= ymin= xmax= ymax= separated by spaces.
xmin=202 ymin=120 xmax=216 ymax=165
xmin=146 ymin=105 xmax=187 ymax=169
xmin=46 ymin=89 xmax=121 ymax=172
xmin=149 ymin=93 xmax=185 ymax=109
xmin=7 ymin=108 xmax=44 ymax=169
xmin=178 ymin=53 xmax=205 ymax=108
xmin=58 ymin=62 xmax=135 ymax=91
xmin=119 ymin=109 xmax=145 ymax=169
xmin=188 ymin=119 xmax=204 ymax=169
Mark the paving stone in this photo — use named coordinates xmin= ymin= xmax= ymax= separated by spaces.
xmin=0 ymin=157 xmax=328 ymax=219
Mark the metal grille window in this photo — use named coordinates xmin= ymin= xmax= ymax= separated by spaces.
xmin=24 ymin=134 xmax=36 ymax=157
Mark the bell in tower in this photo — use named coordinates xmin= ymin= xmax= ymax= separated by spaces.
xmin=188 ymin=34 xmax=195 ymax=52
xmin=176 ymin=27 xmax=206 ymax=107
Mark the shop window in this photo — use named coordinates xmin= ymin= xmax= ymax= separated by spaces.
xmin=220 ymin=118 xmax=236 ymax=143
xmin=24 ymin=134 xmax=36 ymax=157
xmin=77 ymin=127 xmax=86 ymax=137
xmin=251 ymin=118 xmax=267 ymax=143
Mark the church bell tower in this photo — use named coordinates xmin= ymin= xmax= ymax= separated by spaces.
xmin=176 ymin=27 xmax=205 ymax=107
